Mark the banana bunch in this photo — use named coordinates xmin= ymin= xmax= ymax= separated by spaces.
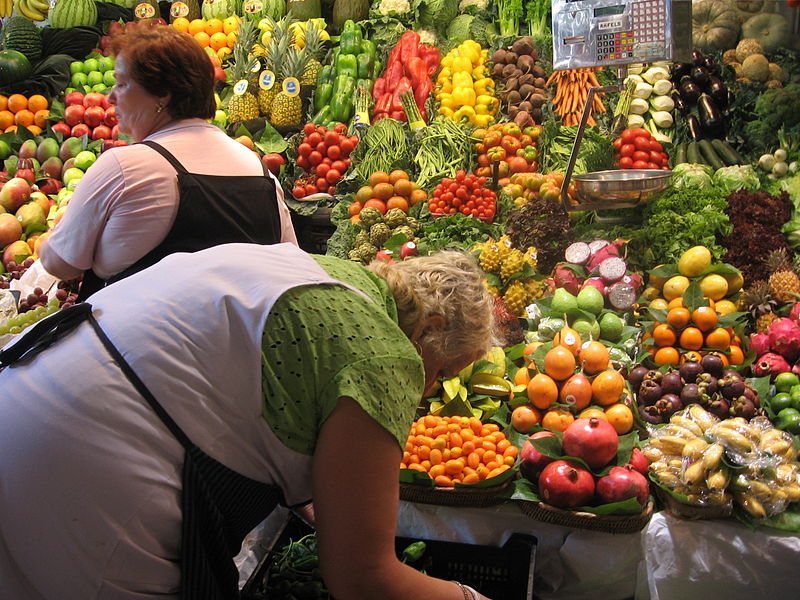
xmin=13 ymin=0 xmax=49 ymax=20
xmin=0 ymin=0 xmax=13 ymax=17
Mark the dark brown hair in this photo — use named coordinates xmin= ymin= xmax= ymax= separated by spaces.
xmin=110 ymin=24 xmax=216 ymax=120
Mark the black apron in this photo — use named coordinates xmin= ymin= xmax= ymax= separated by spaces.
xmin=0 ymin=304 xmax=285 ymax=599
xmin=77 ymin=140 xmax=283 ymax=301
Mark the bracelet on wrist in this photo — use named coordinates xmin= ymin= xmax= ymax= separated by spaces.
xmin=451 ymin=580 xmax=479 ymax=600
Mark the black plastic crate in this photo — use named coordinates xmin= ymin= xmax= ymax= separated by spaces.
xmin=241 ymin=513 xmax=536 ymax=600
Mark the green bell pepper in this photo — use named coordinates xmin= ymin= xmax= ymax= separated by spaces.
xmin=339 ymin=20 xmax=362 ymax=56
xmin=317 ymin=64 xmax=334 ymax=86
xmin=331 ymin=74 xmax=353 ymax=97
xmin=336 ymin=53 xmax=358 ymax=79
xmin=330 ymin=77 xmax=355 ymax=122
xmin=310 ymin=105 xmax=332 ymax=125
xmin=314 ymin=82 xmax=333 ymax=113
xmin=356 ymin=78 xmax=373 ymax=95
xmin=358 ymin=39 xmax=376 ymax=78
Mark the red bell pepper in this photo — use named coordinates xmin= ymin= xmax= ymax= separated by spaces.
xmin=398 ymin=31 xmax=420 ymax=64
xmin=418 ymin=44 xmax=441 ymax=77
xmin=372 ymin=77 xmax=386 ymax=101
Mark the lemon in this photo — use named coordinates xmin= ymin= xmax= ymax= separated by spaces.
xmin=662 ymin=275 xmax=691 ymax=301
xmin=677 ymin=246 xmax=712 ymax=278
xmin=641 ymin=286 xmax=662 ymax=301
xmin=715 ymin=299 xmax=737 ymax=316
xmin=648 ymin=298 xmax=669 ymax=310
xmin=699 ymin=274 xmax=729 ymax=301
xmin=648 ymin=264 xmax=668 ymax=290
xmin=722 ymin=270 xmax=744 ymax=295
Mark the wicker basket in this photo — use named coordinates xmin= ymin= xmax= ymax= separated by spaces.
xmin=511 ymin=498 xmax=655 ymax=534
xmin=654 ymin=486 xmax=733 ymax=521
xmin=400 ymin=479 xmax=513 ymax=508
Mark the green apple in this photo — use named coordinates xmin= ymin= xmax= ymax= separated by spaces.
xmin=69 ymin=61 xmax=84 ymax=75
xmin=82 ymin=58 xmax=99 ymax=74
xmin=62 ymin=167 xmax=85 ymax=187
xmin=97 ymin=56 xmax=115 ymax=73
xmin=102 ymin=70 xmax=116 ymax=87
xmin=73 ymin=151 xmax=97 ymax=172
xmin=91 ymin=83 xmax=107 ymax=94
xmin=86 ymin=70 xmax=104 ymax=87
xmin=71 ymin=72 xmax=88 ymax=88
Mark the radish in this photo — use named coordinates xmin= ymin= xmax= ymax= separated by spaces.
xmin=564 ymin=241 xmax=591 ymax=265
xmin=598 ymin=257 xmax=627 ymax=283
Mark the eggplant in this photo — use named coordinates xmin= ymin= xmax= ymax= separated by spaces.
xmin=672 ymin=91 xmax=690 ymax=115
xmin=690 ymin=66 xmax=710 ymax=88
xmin=686 ymin=114 xmax=703 ymax=141
xmin=698 ymin=93 xmax=725 ymax=137
xmin=691 ymin=49 xmax=705 ymax=67
xmin=703 ymin=55 xmax=717 ymax=73
xmin=679 ymin=76 xmax=701 ymax=104
xmin=671 ymin=62 xmax=693 ymax=82
xmin=707 ymin=75 xmax=728 ymax=108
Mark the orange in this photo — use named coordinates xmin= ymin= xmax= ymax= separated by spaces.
xmin=13 ymin=109 xmax=34 ymax=127
xmin=26 ymin=125 xmax=41 ymax=136
xmin=605 ymin=403 xmax=634 ymax=435
xmin=188 ymin=18 xmax=206 ymax=36
xmin=226 ymin=31 xmax=237 ymax=48
xmin=579 ymin=340 xmax=610 ymax=375
xmin=704 ymin=327 xmax=731 ymax=351
xmin=27 ymin=95 xmax=47 ymax=113
xmin=372 ymin=182 xmax=394 ymax=201
xmin=667 ymin=307 xmax=691 ymax=330
xmin=578 ymin=407 xmax=608 ymax=421
xmin=654 ymin=346 xmax=680 ymax=366
xmin=513 ymin=366 xmax=532 ymax=386
xmin=172 ymin=17 xmax=190 ymax=32
xmin=0 ymin=95 xmax=6 ymax=111
xmin=667 ymin=297 xmax=685 ymax=310
xmin=354 ymin=186 xmax=373 ymax=204
xmin=541 ymin=408 xmax=575 ymax=433
xmin=0 ymin=110 xmax=14 ymax=130
xmin=204 ymin=18 xmax=224 ymax=36
xmin=679 ymin=326 xmax=704 ymax=351
xmin=728 ymin=345 xmax=744 ymax=365
xmin=209 ymin=31 xmax=229 ymax=51
xmin=691 ymin=306 xmax=718 ymax=332
xmin=4 ymin=125 xmax=16 ymax=133
xmin=543 ymin=345 xmax=576 ymax=381
xmin=369 ymin=170 xmax=390 ymax=187
xmin=33 ymin=109 xmax=49 ymax=128
xmin=652 ymin=323 xmax=677 ymax=347
xmin=194 ymin=31 xmax=210 ymax=47
xmin=510 ymin=405 xmax=541 ymax=434
xmin=7 ymin=94 xmax=27 ymax=113
xmin=591 ymin=369 xmax=626 ymax=405
xmin=389 ymin=169 xmax=409 ymax=184
xmin=386 ymin=196 xmax=409 ymax=212
xmin=649 ymin=298 xmax=668 ymax=310
xmin=553 ymin=325 xmax=582 ymax=356
xmin=223 ymin=16 xmax=240 ymax=35
xmin=558 ymin=373 xmax=593 ymax=411
xmin=527 ymin=373 xmax=559 ymax=410
xmin=523 ymin=341 xmax=542 ymax=363
xmin=393 ymin=178 xmax=414 ymax=197
xmin=410 ymin=188 xmax=427 ymax=205
xmin=680 ymin=350 xmax=703 ymax=364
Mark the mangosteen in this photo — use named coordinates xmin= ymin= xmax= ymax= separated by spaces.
xmin=679 ymin=360 xmax=704 ymax=384
xmin=708 ymin=397 xmax=731 ymax=419
xmin=628 ymin=365 xmax=650 ymax=393
xmin=638 ymin=379 xmax=663 ymax=406
xmin=730 ymin=397 xmax=756 ymax=420
xmin=701 ymin=354 xmax=725 ymax=378
xmin=655 ymin=394 xmax=684 ymax=417
xmin=719 ymin=375 xmax=745 ymax=400
xmin=680 ymin=383 xmax=702 ymax=405
xmin=660 ymin=370 xmax=683 ymax=395
xmin=643 ymin=369 xmax=663 ymax=384
xmin=697 ymin=373 xmax=719 ymax=395
xmin=722 ymin=369 xmax=743 ymax=382
xmin=639 ymin=405 xmax=664 ymax=424
xmin=742 ymin=385 xmax=760 ymax=408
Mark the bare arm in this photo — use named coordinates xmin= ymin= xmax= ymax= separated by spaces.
xmin=312 ymin=397 xmax=490 ymax=600
xmin=38 ymin=242 xmax=83 ymax=281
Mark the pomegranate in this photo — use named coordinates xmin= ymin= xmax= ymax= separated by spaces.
xmin=752 ymin=352 xmax=791 ymax=379
xmin=520 ymin=431 xmax=556 ymax=480
xmin=748 ymin=332 xmax=771 ymax=357
xmin=562 ymin=417 xmax=619 ymax=469
xmin=768 ymin=318 xmax=800 ymax=362
xmin=596 ymin=465 xmax=649 ymax=506
xmin=626 ymin=447 xmax=650 ymax=476
xmin=538 ymin=460 xmax=595 ymax=508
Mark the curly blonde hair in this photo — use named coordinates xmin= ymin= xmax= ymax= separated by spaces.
xmin=367 ymin=251 xmax=497 ymax=356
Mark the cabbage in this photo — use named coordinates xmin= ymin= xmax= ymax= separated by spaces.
xmin=672 ymin=163 xmax=714 ymax=189
xmin=712 ymin=165 xmax=760 ymax=193
xmin=780 ymin=173 xmax=800 ymax=208
xmin=446 ymin=13 xmax=490 ymax=45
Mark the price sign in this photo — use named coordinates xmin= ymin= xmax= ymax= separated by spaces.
xmin=170 ymin=2 xmax=189 ymax=18
xmin=282 ymin=77 xmax=299 ymax=97
xmin=233 ymin=80 xmax=249 ymax=96
xmin=134 ymin=2 xmax=156 ymax=18
xmin=259 ymin=71 xmax=275 ymax=90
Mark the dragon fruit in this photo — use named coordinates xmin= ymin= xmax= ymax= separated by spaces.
xmin=749 ymin=332 xmax=771 ymax=357
xmin=553 ymin=263 xmax=584 ymax=295
xmin=789 ymin=303 xmax=800 ymax=324
xmin=768 ymin=318 xmax=800 ymax=362
xmin=752 ymin=352 xmax=791 ymax=378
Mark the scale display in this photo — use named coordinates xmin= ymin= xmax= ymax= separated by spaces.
xmin=552 ymin=0 xmax=691 ymax=70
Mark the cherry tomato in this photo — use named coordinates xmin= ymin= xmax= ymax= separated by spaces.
xmin=633 ymin=136 xmax=652 ymax=152
xmin=293 ymin=186 xmax=306 ymax=198
xmin=323 ymin=131 xmax=339 ymax=146
xmin=649 ymin=139 xmax=663 ymax=153
xmin=620 ymin=129 xmax=636 ymax=144
xmin=326 ymin=169 xmax=341 ymax=184
xmin=316 ymin=163 xmax=330 ymax=177
xmin=612 ymin=137 xmax=623 ymax=149
xmin=619 ymin=156 xmax=634 ymax=169
xmin=305 ymin=183 xmax=318 ymax=195
xmin=620 ymin=143 xmax=635 ymax=157
xmin=316 ymin=177 xmax=327 ymax=190
xmin=632 ymin=160 xmax=649 ymax=169
xmin=340 ymin=138 xmax=355 ymax=156
xmin=297 ymin=142 xmax=312 ymax=157
xmin=308 ymin=151 xmax=323 ymax=166
xmin=633 ymin=150 xmax=650 ymax=162
xmin=334 ymin=123 xmax=348 ymax=134
xmin=306 ymin=132 xmax=322 ymax=146
xmin=296 ymin=155 xmax=310 ymax=170
xmin=315 ymin=141 xmax=326 ymax=153
xmin=327 ymin=145 xmax=342 ymax=160
xmin=303 ymin=123 xmax=316 ymax=136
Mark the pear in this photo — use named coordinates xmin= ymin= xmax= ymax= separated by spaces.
xmin=599 ymin=312 xmax=624 ymax=343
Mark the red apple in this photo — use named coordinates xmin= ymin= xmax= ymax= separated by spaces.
xmin=65 ymin=91 xmax=85 ymax=107
xmin=104 ymin=105 xmax=118 ymax=127
xmin=92 ymin=125 xmax=112 ymax=140
xmin=64 ymin=104 xmax=85 ymax=127
xmin=0 ymin=177 xmax=32 ymax=213
xmin=71 ymin=123 xmax=91 ymax=138
xmin=83 ymin=92 xmax=106 ymax=108
xmin=83 ymin=105 xmax=105 ymax=128
xmin=113 ymin=140 xmax=129 ymax=147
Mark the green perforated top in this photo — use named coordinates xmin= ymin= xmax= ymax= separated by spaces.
xmin=260 ymin=255 xmax=425 ymax=454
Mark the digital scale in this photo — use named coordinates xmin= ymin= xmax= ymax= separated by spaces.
xmin=549 ymin=0 xmax=692 ymax=211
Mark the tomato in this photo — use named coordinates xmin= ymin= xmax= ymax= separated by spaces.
xmin=633 ymin=136 xmax=652 ymax=152
xmin=326 ymin=168 xmax=341 ymax=184
xmin=315 ymin=141 xmax=327 ymax=153
xmin=348 ymin=201 xmax=362 ymax=216
xmin=649 ymin=151 xmax=663 ymax=164
xmin=327 ymin=145 xmax=342 ymax=160
xmin=619 ymin=143 xmax=635 ymax=157
xmin=303 ymin=123 xmax=316 ymax=136
xmin=296 ymin=155 xmax=310 ymax=170
xmin=305 ymin=183 xmax=318 ymax=195
xmin=334 ymin=123 xmax=348 ymax=134
xmin=262 ymin=153 xmax=285 ymax=175
xmin=631 ymin=128 xmax=650 ymax=139
xmin=523 ymin=125 xmax=542 ymax=139
xmin=315 ymin=177 xmax=327 ymax=190
xmin=472 ymin=128 xmax=487 ymax=141
xmin=363 ymin=198 xmax=387 ymax=214
xmin=483 ymin=131 xmax=502 ymax=148
xmin=649 ymin=139 xmax=663 ymax=153
xmin=632 ymin=160 xmax=649 ymax=169
xmin=340 ymin=138 xmax=355 ymax=156
xmin=331 ymin=160 xmax=347 ymax=173
xmin=646 ymin=162 xmax=660 ymax=170
xmin=620 ymin=129 xmax=636 ymax=144
xmin=519 ymin=134 xmax=533 ymax=147
xmin=297 ymin=142 xmax=312 ymax=157
xmin=619 ymin=156 xmax=634 ymax=169
xmin=630 ymin=150 xmax=648 ymax=163
xmin=315 ymin=163 xmax=330 ymax=177
xmin=477 ymin=153 xmax=490 ymax=168
xmin=323 ymin=130 xmax=339 ymax=146
xmin=502 ymin=122 xmax=522 ymax=137
xmin=293 ymin=186 xmax=306 ymax=198
xmin=612 ymin=137 xmax=623 ymax=149
xmin=306 ymin=132 xmax=322 ymax=146
xmin=507 ymin=156 xmax=529 ymax=173
xmin=501 ymin=135 xmax=522 ymax=155
xmin=308 ymin=151 xmax=323 ymax=166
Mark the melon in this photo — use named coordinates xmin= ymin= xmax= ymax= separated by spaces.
xmin=242 ymin=0 xmax=285 ymax=21
xmin=286 ymin=0 xmax=320 ymax=20
xmin=201 ymin=0 xmax=240 ymax=19
xmin=0 ymin=49 xmax=32 ymax=86
xmin=49 ymin=0 xmax=99 ymax=28
xmin=0 ymin=16 xmax=43 ymax=62
xmin=332 ymin=0 xmax=368 ymax=28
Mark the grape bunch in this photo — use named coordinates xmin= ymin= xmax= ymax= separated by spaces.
xmin=0 ymin=284 xmax=80 ymax=337
xmin=5 ymin=257 xmax=35 ymax=281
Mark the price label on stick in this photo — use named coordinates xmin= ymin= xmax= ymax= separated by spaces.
xmin=134 ymin=2 xmax=156 ymax=18
xmin=170 ymin=2 xmax=189 ymax=17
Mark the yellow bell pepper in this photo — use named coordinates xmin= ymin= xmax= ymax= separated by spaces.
xmin=438 ymin=67 xmax=451 ymax=81
xmin=452 ymin=71 xmax=473 ymax=89
xmin=451 ymin=56 xmax=473 ymax=73
xmin=476 ymin=95 xmax=499 ymax=112
xmin=473 ymin=78 xmax=495 ymax=96
xmin=438 ymin=93 xmax=457 ymax=111
xmin=441 ymin=55 xmax=453 ymax=68
xmin=452 ymin=86 xmax=476 ymax=106
xmin=475 ymin=103 xmax=490 ymax=115
xmin=472 ymin=66 xmax=486 ymax=79
xmin=453 ymin=105 xmax=477 ymax=124
xmin=458 ymin=42 xmax=481 ymax=66
xmin=436 ymin=79 xmax=453 ymax=94
xmin=473 ymin=113 xmax=494 ymax=127
xmin=438 ymin=106 xmax=455 ymax=118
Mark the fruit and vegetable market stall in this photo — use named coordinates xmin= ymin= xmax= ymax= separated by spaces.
xmin=2 ymin=2 xmax=800 ymax=599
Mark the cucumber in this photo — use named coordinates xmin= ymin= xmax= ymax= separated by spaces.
xmin=711 ymin=139 xmax=746 ymax=166
xmin=674 ymin=143 xmax=688 ymax=167
xmin=698 ymin=139 xmax=725 ymax=171
xmin=687 ymin=141 xmax=703 ymax=165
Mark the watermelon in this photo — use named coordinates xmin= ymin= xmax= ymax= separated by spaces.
xmin=0 ymin=50 xmax=32 ymax=86
xmin=201 ymin=0 xmax=240 ymax=19
xmin=49 ymin=0 xmax=99 ymax=28
xmin=0 ymin=16 xmax=43 ymax=62
xmin=242 ymin=0 xmax=285 ymax=21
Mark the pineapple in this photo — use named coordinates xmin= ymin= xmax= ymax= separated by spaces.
xmin=259 ymin=18 xmax=292 ymax=117
xmin=743 ymin=281 xmax=779 ymax=333
xmin=270 ymin=47 xmax=307 ymax=126
xmin=765 ymin=247 xmax=800 ymax=303
xmin=226 ymin=19 xmax=260 ymax=123
xmin=300 ymin=19 xmax=324 ymax=85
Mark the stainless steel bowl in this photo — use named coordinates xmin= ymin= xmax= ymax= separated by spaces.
xmin=572 ymin=169 xmax=673 ymax=208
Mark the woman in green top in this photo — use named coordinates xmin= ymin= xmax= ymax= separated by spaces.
xmin=0 ymin=242 xmax=496 ymax=600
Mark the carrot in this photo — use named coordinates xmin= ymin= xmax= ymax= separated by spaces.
xmin=548 ymin=67 xmax=607 ymax=126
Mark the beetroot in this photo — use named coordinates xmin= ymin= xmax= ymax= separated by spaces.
xmin=581 ymin=276 xmax=607 ymax=297
xmin=768 ymin=318 xmax=800 ymax=362
xmin=598 ymin=256 xmax=627 ymax=283
xmin=520 ymin=431 xmax=556 ymax=480
xmin=607 ymin=281 xmax=636 ymax=310
xmin=596 ymin=465 xmax=649 ymax=506
xmin=564 ymin=241 xmax=591 ymax=265
xmin=553 ymin=263 xmax=583 ymax=295
xmin=562 ymin=417 xmax=619 ymax=469
xmin=752 ymin=352 xmax=791 ymax=378
xmin=626 ymin=447 xmax=650 ymax=476
xmin=538 ymin=460 xmax=596 ymax=508
xmin=748 ymin=332 xmax=771 ymax=357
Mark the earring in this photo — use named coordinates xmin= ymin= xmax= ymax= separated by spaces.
xmin=155 ymin=104 xmax=163 ymax=114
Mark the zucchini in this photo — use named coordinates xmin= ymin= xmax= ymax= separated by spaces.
xmin=674 ymin=143 xmax=688 ymax=167
xmin=711 ymin=139 xmax=746 ymax=166
xmin=687 ymin=141 xmax=704 ymax=165
xmin=698 ymin=139 xmax=725 ymax=171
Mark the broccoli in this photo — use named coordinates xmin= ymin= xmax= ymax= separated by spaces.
xmin=384 ymin=208 xmax=408 ymax=229
xmin=369 ymin=222 xmax=392 ymax=246
xmin=359 ymin=206 xmax=383 ymax=229
xmin=742 ymin=84 xmax=800 ymax=154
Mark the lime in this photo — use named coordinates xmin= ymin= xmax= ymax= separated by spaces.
xmin=775 ymin=407 xmax=800 ymax=434
xmin=775 ymin=372 xmax=800 ymax=393
xmin=770 ymin=392 xmax=794 ymax=413
xmin=677 ymin=246 xmax=712 ymax=278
